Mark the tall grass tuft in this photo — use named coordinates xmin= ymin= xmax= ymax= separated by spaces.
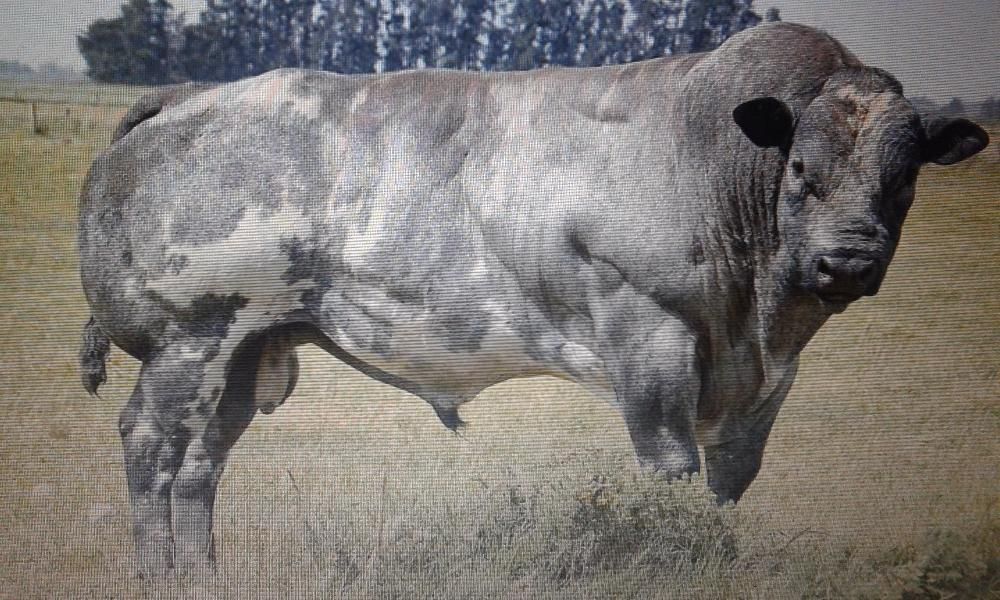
xmin=295 ymin=464 xmax=742 ymax=596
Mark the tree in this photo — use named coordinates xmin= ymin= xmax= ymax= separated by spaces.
xmin=679 ymin=0 xmax=761 ymax=54
xmin=452 ymin=0 xmax=490 ymax=69
xmin=78 ymin=0 xmax=179 ymax=84
xmin=978 ymin=96 xmax=998 ymax=122
xmin=322 ymin=0 xmax=380 ymax=74
xmin=579 ymin=0 xmax=630 ymax=65
xmin=187 ymin=0 xmax=264 ymax=80
xmin=258 ymin=0 xmax=318 ymax=71
xmin=0 ymin=60 xmax=36 ymax=80
xmin=944 ymin=97 xmax=966 ymax=117
xmin=908 ymin=95 xmax=939 ymax=117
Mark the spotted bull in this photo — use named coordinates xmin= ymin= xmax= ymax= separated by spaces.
xmin=78 ymin=23 xmax=988 ymax=576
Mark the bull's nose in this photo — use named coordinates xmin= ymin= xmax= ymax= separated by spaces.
xmin=815 ymin=254 xmax=881 ymax=301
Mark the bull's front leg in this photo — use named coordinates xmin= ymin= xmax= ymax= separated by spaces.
xmin=606 ymin=318 xmax=701 ymax=479
xmin=704 ymin=360 xmax=797 ymax=503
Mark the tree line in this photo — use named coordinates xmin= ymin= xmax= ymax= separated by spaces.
xmin=77 ymin=0 xmax=778 ymax=84
xmin=909 ymin=95 xmax=1000 ymax=123
xmin=0 ymin=60 xmax=87 ymax=83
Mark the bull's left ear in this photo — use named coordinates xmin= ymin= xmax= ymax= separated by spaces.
xmin=733 ymin=97 xmax=794 ymax=149
xmin=922 ymin=117 xmax=990 ymax=165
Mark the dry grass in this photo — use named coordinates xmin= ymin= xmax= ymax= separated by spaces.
xmin=0 ymin=81 xmax=997 ymax=599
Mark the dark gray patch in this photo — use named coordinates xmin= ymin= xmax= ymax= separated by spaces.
xmin=729 ymin=238 xmax=749 ymax=258
xmin=179 ymin=293 xmax=249 ymax=339
xmin=432 ymin=307 xmax=491 ymax=353
xmin=146 ymin=291 xmax=249 ymax=341
xmin=345 ymin=297 xmax=394 ymax=357
xmin=320 ymin=290 xmax=396 ymax=358
xmin=166 ymin=254 xmax=189 ymax=275
xmin=369 ymin=329 xmax=392 ymax=357
xmin=298 ymin=288 xmax=326 ymax=313
xmin=688 ymin=236 xmax=705 ymax=265
xmin=170 ymin=204 xmax=245 ymax=246
xmin=136 ymin=345 xmax=214 ymax=426
xmin=568 ymin=230 xmax=592 ymax=264
xmin=281 ymin=236 xmax=342 ymax=315
xmin=280 ymin=236 xmax=334 ymax=287
xmin=384 ymin=284 xmax=425 ymax=306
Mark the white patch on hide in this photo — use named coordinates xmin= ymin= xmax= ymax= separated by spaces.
xmin=177 ymin=344 xmax=205 ymax=362
xmin=468 ymin=258 xmax=489 ymax=280
xmin=148 ymin=205 xmax=314 ymax=316
xmin=342 ymin=202 xmax=389 ymax=270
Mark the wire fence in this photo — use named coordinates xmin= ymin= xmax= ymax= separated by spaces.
xmin=0 ymin=81 xmax=145 ymax=137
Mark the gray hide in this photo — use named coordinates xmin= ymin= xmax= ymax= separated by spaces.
xmin=78 ymin=22 xmax=989 ymax=576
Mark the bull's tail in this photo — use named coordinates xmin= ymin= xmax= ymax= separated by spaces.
xmin=112 ymin=82 xmax=214 ymax=142
xmin=80 ymin=316 xmax=111 ymax=397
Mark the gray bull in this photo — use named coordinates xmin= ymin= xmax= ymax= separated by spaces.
xmin=78 ymin=23 xmax=988 ymax=576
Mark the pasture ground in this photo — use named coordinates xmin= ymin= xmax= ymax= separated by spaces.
xmin=0 ymin=81 xmax=997 ymax=598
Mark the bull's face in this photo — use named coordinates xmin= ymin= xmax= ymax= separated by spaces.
xmin=733 ymin=69 xmax=989 ymax=313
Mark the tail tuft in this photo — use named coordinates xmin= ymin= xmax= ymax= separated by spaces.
xmin=80 ymin=316 xmax=111 ymax=397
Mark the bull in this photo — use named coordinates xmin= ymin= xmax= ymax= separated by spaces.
xmin=78 ymin=23 xmax=988 ymax=576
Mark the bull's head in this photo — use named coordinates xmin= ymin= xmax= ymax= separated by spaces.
xmin=733 ymin=67 xmax=989 ymax=313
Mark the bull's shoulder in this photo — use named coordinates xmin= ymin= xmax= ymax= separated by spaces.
xmin=113 ymin=82 xmax=217 ymax=142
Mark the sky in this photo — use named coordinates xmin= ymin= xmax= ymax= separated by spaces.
xmin=0 ymin=0 xmax=996 ymax=102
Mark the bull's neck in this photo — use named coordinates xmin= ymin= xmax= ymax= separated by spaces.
xmin=703 ymin=152 xmax=829 ymax=359
xmin=692 ymin=151 xmax=784 ymax=309
xmin=719 ymin=149 xmax=785 ymax=270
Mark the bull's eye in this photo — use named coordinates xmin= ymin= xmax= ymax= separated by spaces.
xmin=791 ymin=157 xmax=804 ymax=177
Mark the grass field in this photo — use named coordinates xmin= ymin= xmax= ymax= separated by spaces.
xmin=0 ymin=80 xmax=997 ymax=598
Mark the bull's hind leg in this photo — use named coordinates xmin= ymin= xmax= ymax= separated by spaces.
xmin=119 ymin=339 xmax=235 ymax=577
xmin=171 ymin=328 xmax=300 ymax=571
xmin=170 ymin=365 xmax=256 ymax=571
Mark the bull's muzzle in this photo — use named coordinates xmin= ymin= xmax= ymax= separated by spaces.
xmin=813 ymin=253 xmax=882 ymax=304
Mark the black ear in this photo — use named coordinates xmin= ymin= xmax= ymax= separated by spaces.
xmin=922 ymin=117 xmax=989 ymax=165
xmin=733 ymin=97 xmax=794 ymax=148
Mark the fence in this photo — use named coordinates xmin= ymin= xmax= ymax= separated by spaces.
xmin=0 ymin=79 xmax=150 ymax=136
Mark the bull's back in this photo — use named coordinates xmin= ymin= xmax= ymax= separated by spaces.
xmin=78 ymin=61 xmax=696 ymax=376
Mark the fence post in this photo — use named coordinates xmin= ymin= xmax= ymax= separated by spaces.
xmin=31 ymin=102 xmax=42 ymax=134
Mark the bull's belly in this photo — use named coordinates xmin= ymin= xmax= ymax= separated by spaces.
xmin=314 ymin=285 xmax=614 ymax=413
